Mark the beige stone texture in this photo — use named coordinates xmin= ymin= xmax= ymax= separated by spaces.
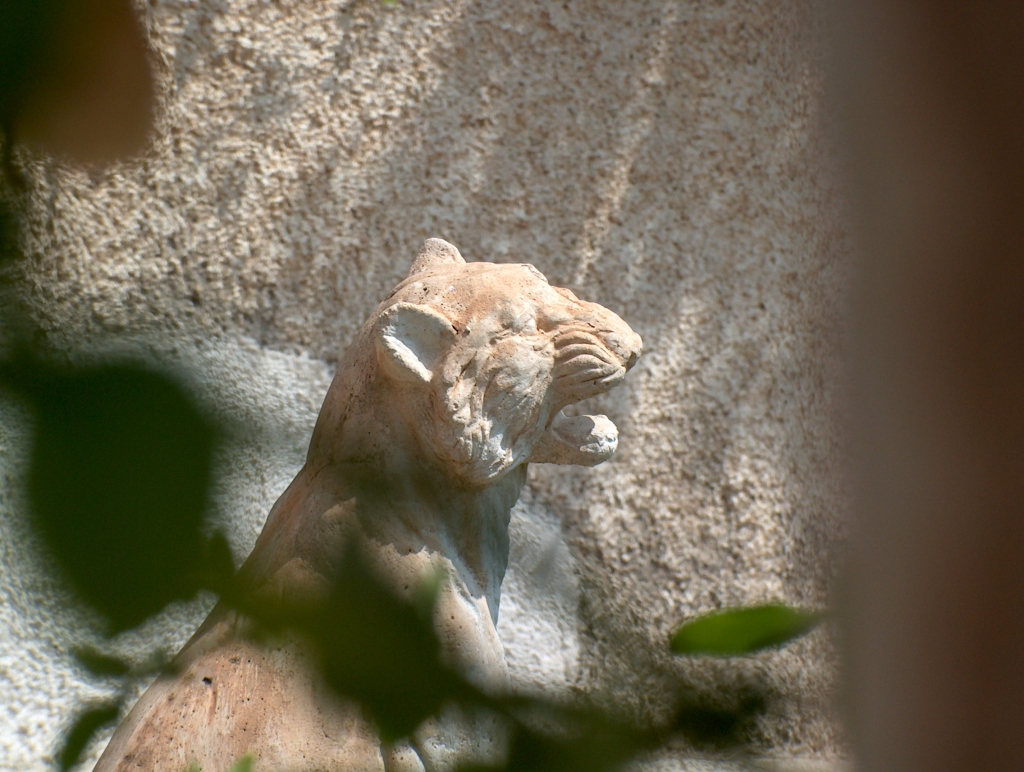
xmin=3 ymin=0 xmax=848 ymax=766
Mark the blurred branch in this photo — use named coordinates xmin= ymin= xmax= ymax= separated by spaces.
xmin=59 ymin=702 xmax=123 ymax=772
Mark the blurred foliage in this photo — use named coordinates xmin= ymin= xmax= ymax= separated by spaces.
xmin=224 ymin=538 xmax=770 ymax=772
xmin=0 ymin=355 xmax=221 ymax=632
xmin=0 ymin=198 xmax=17 ymax=267
xmin=0 ymin=342 xmax=777 ymax=768
xmin=225 ymin=756 xmax=254 ymax=772
xmin=299 ymin=544 xmax=477 ymax=742
xmin=671 ymin=604 xmax=823 ymax=657
xmin=0 ymin=0 xmax=65 ymax=125
xmin=37 ymin=525 xmax=774 ymax=770
xmin=58 ymin=702 xmax=123 ymax=772
xmin=184 ymin=755 xmax=254 ymax=772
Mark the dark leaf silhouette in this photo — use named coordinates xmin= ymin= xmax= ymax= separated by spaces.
xmin=671 ymin=688 xmax=767 ymax=749
xmin=457 ymin=689 xmax=767 ymax=772
xmin=496 ymin=711 xmax=648 ymax=772
xmin=228 ymin=540 xmax=770 ymax=768
xmin=0 ymin=0 xmax=62 ymax=124
xmin=0 ymin=357 xmax=217 ymax=631
xmin=301 ymin=542 xmax=474 ymax=742
xmin=670 ymin=604 xmax=822 ymax=656
xmin=58 ymin=701 xmax=121 ymax=771
xmin=0 ymin=203 xmax=17 ymax=267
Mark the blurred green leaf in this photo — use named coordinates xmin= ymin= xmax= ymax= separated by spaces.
xmin=670 ymin=688 xmax=766 ymax=749
xmin=0 ymin=357 xmax=218 ymax=632
xmin=459 ymin=687 xmax=766 ymax=772
xmin=670 ymin=603 xmax=822 ymax=656
xmin=224 ymin=755 xmax=254 ymax=772
xmin=498 ymin=715 xmax=646 ymax=772
xmin=58 ymin=701 xmax=121 ymax=771
xmin=410 ymin=565 xmax=443 ymax=624
xmin=305 ymin=542 xmax=473 ymax=742
xmin=0 ymin=203 xmax=18 ymax=268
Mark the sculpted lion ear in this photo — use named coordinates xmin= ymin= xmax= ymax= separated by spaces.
xmin=408 ymin=238 xmax=466 ymax=276
xmin=375 ymin=302 xmax=457 ymax=384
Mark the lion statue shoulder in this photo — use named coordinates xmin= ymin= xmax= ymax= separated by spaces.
xmin=94 ymin=239 xmax=642 ymax=772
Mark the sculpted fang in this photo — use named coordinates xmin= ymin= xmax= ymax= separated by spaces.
xmin=94 ymin=239 xmax=643 ymax=772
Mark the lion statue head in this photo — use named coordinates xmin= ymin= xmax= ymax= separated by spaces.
xmin=310 ymin=238 xmax=643 ymax=488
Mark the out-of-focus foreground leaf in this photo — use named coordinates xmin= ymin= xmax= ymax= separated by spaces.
xmin=0 ymin=0 xmax=153 ymax=164
xmin=301 ymin=542 xmax=474 ymax=742
xmin=670 ymin=688 xmax=767 ymax=749
xmin=0 ymin=357 xmax=217 ymax=631
xmin=457 ymin=688 xmax=766 ymax=772
xmin=0 ymin=0 xmax=63 ymax=121
xmin=224 ymin=754 xmax=254 ymax=772
xmin=670 ymin=604 xmax=822 ymax=656
xmin=489 ymin=708 xmax=651 ymax=772
xmin=58 ymin=701 xmax=121 ymax=771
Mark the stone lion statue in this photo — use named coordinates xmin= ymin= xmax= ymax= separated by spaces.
xmin=93 ymin=239 xmax=642 ymax=772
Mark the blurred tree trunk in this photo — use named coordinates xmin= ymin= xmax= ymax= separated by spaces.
xmin=841 ymin=4 xmax=1024 ymax=771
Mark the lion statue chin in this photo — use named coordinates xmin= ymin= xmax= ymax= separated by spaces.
xmin=94 ymin=239 xmax=642 ymax=772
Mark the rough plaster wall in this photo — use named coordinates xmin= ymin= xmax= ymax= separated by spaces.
xmin=1 ymin=0 xmax=849 ymax=766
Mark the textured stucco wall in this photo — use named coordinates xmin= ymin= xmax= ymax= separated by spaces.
xmin=0 ymin=0 xmax=849 ymax=768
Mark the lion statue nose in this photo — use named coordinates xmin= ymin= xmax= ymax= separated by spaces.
xmin=603 ymin=330 xmax=643 ymax=371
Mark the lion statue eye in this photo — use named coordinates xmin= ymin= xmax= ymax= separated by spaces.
xmin=509 ymin=314 xmax=538 ymax=335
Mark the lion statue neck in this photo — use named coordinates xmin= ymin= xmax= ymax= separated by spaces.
xmin=243 ymin=328 xmax=530 ymax=622
xmin=299 ymin=399 xmax=527 ymax=622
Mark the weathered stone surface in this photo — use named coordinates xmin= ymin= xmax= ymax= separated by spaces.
xmin=0 ymin=0 xmax=848 ymax=768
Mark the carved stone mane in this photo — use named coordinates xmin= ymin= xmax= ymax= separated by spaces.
xmin=94 ymin=240 xmax=642 ymax=772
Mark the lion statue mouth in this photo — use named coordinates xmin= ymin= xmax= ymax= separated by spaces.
xmin=554 ymin=329 xmax=631 ymax=398
xmin=529 ymin=323 xmax=640 ymax=469
xmin=536 ymin=385 xmax=630 ymax=472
